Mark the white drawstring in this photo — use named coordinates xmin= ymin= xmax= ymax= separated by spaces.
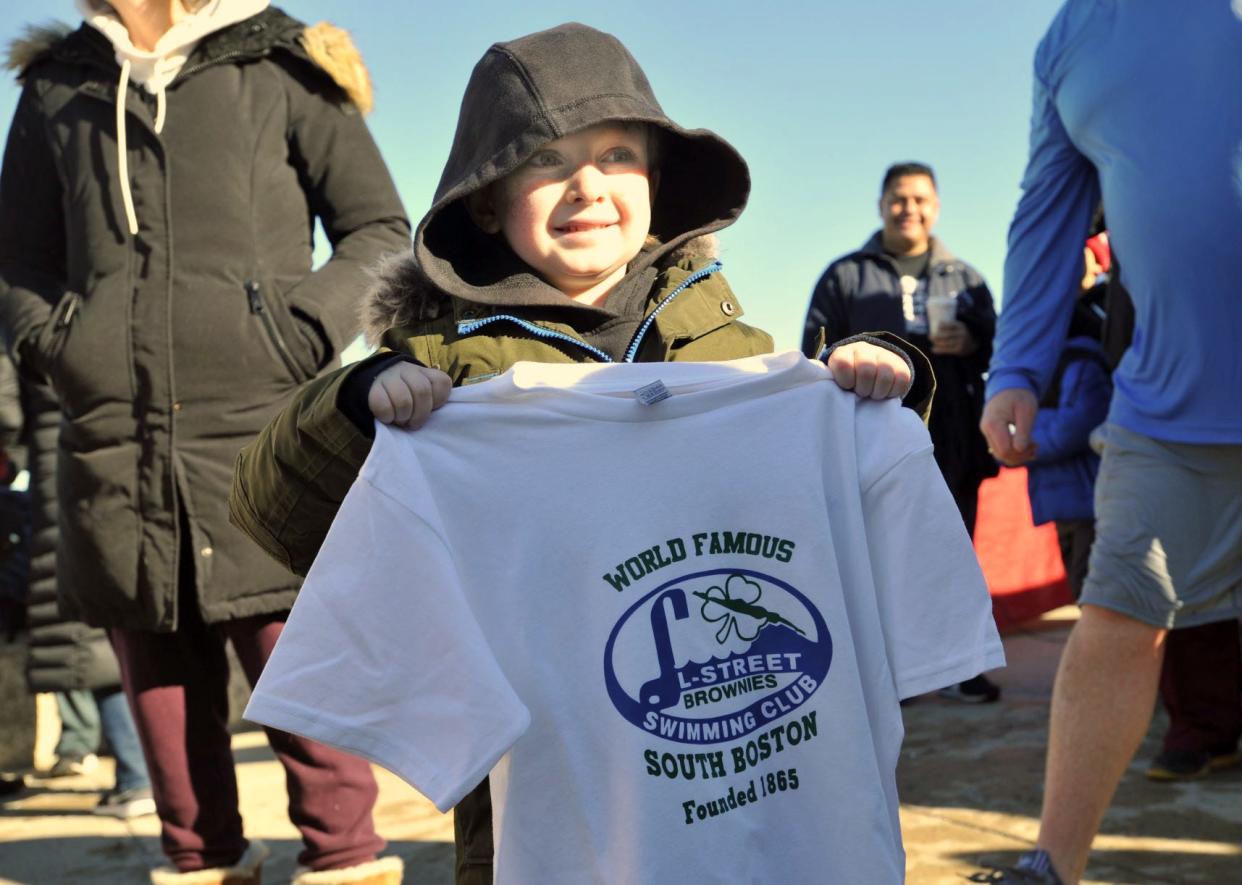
xmin=115 ymin=57 xmax=139 ymax=236
xmin=153 ymin=84 xmax=167 ymax=134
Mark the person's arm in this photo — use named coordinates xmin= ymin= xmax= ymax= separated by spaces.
xmin=230 ymin=351 xmax=451 ymax=575
xmin=981 ymin=40 xmax=1100 ymax=464
xmin=276 ymin=56 xmax=411 ymax=366
xmin=230 ymin=356 xmax=387 ymax=575
xmin=1030 ymin=354 xmax=1111 ymax=464
xmin=0 ymin=84 xmax=65 ymax=378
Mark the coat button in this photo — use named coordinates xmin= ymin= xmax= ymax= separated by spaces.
xmin=720 ymin=301 xmax=736 ymax=316
xmin=200 ymin=546 xmax=213 ymax=558
xmin=172 ymin=401 xmax=182 ymax=412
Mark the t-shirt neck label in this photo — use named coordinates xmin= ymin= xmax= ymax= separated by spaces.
xmin=634 ymin=379 xmax=672 ymax=406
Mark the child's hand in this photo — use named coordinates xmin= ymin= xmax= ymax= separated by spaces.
xmin=822 ymin=341 xmax=913 ymax=400
xmin=367 ymin=362 xmax=452 ymax=428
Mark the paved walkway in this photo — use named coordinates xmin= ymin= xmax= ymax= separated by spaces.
xmin=1 ymin=607 xmax=1239 ymax=884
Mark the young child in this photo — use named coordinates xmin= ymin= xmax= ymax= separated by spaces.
xmin=231 ymin=23 xmax=940 ymax=884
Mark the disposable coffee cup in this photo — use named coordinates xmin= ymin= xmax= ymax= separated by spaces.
xmin=926 ymin=294 xmax=957 ymax=336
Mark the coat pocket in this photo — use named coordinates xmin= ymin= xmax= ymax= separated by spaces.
xmin=245 ymin=281 xmax=316 ymax=384
xmin=34 ymin=291 xmax=82 ymax=382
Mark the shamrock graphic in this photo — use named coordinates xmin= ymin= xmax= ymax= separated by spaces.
xmin=694 ymin=574 xmax=807 ymax=645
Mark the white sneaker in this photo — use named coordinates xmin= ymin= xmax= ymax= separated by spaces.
xmin=94 ymin=786 xmax=157 ymax=819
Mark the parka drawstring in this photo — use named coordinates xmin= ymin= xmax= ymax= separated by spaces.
xmin=114 ymin=57 xmax=170 ymax=238
xmin=153 ymin=83 xmax=167 ymax=134
xmin=115 ymin=57 xmax=139 ymax=236
xmin=82 ymin=0 xmax=275 ymax=238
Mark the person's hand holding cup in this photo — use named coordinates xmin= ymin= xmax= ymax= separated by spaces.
xmin=927 ymin=294 xmax=976 ymax=356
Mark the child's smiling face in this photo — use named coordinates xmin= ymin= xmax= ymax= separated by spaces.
xmin=472 ymin=123 xmax=655 ymax=304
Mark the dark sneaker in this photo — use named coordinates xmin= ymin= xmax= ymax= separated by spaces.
xmin=939 ymin=673 xmax=1001 ymax=704
xmin=94 ymin=786 xmax=156 ymax=819
xmin=46 ymin=753 xmax=99 ymax=778
xmin=1145 ymin=748 xmax=1242 ymax=782
xmin=966 ymin=850 xmax=1065 ymax=883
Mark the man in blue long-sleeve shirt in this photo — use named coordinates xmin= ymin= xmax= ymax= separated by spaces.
xmin=975 ymin=2 xmax=1242 ymax=883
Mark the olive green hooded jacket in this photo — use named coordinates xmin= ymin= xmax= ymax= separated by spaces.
xmin=229 ymin=22 xmax=930 ymax=884
xmin=230 ymin=22 xmax=930 ymax=578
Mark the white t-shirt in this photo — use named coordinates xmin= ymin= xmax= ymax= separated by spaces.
xmin=246 ymin=350 xmax=1004 ymax=884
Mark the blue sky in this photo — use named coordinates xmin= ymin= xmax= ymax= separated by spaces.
xmin=1 ymin=1 xmax=1064 ymax=350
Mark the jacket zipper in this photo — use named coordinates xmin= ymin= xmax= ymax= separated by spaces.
xmin=454 ymin=261 xmax=723 ymax=365
xmin=246 ymin=281 xmax=304 ymax=380
xmin=57 ymin=293 xmax=82 ymax=329
xmin=30 ymin=291 xmax=82 ymax=375
xmin=622 ymin=261 xmax=722 ymax=362
xmin=456 ymin=315 xmax=615 ymax=363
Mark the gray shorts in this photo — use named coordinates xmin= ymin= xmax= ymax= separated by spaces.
xmin=1081 ymin=424 xmax=1242 ymax=629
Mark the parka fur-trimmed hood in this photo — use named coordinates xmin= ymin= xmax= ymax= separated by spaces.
xmin=412 ymin=23 xmax=750 ymax=312
xmin=361 ymin=234 xmax=721 ymax=347
xmin=4 ymin=8 xmax=373 ymax=113
xmin=4 ymin=22 xmax=73 ymax=75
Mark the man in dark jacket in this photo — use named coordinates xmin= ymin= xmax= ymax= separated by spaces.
xmin=0 ymin=2 xmax=410 ymax=883
xmin=802 ymin=161 xmax=1000 ymax=703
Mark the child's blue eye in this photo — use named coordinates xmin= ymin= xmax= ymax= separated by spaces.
xmin=603 ymin=147 xmax=638 ymax=163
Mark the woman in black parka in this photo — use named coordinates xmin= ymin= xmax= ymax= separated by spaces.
xmin=0 ymin=2 xmax=409 ymax=882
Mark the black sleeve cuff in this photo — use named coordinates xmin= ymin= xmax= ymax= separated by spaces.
xmin=336 ymin=353 xmax=424 ymax=436
xmin=817 ymin=333 xmax=916 ymax=377
xmin=816 ymin=330 xmax=936 ymax=424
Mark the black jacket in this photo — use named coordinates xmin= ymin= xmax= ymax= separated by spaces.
xmin=0 ymin=8 xmax=409 ymax=630
xmin=22 ymin=382 xmax=121 ymax=692
xmin=804 ymin=233 xmax=998 ymax=491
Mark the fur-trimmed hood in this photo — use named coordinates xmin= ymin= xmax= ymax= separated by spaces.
xmin=4 ymin=22 xmax=73 ymax=75
xmin=361 ymin=235 xmax=721 ymax=347
xmin=5 ymin=7 xmax=373 ymax=113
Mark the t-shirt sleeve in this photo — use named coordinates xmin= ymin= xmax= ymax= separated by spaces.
xmin=857 ymin=405 xmax=1006 ymax=699
xmin=244 ymin=470 xmax=531 ymax=812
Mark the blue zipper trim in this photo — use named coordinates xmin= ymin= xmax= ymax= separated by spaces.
xmin=456 ymin=315 xmax=615 ymax=362
xmin=622 ymin=260 xmax=722 ymax=363
xmin=453 ymin=260 xmax=723 ymax=365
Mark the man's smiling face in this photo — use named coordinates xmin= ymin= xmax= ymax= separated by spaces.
xmin=482 ymin=123 xmax=655 ymax=302
xmin=879 ymin=173 xmax=940 ymax=255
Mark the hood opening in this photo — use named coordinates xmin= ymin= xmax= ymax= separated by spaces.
xmin=412 ymin=23 xmax=750 ymax=308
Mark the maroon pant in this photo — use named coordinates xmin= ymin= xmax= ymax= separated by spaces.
xmin=110 ymin=609 xmax=384 ymax=872
xmin=1159 ymin=618 xmax=1242 ymax=755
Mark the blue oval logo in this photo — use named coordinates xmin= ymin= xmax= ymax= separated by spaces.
xmin=604 ymin=568 xmax=832 ymax=744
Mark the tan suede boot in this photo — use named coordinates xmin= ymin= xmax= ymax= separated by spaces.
xmin=149 ymin=840 xmax=270 ymax=885
xmin=290 ymin=856 xmax=404 ymax=885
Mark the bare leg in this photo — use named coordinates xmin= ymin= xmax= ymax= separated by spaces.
xmin=1036 ymin=605 xmax=1165 ymax=884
